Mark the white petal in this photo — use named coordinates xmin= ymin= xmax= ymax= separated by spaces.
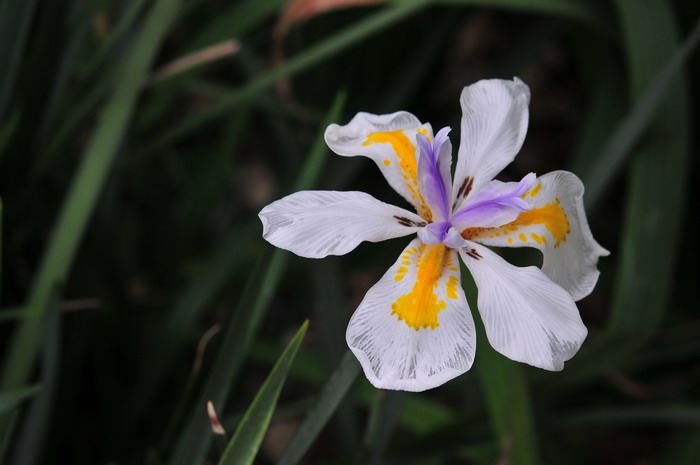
xmin=325 ymin=112 xmax=435 ymax=219
xmin=451 ymin=78 xmax=530 ymax=211
xmin=465 ymin=171 xmax=610 ymax=301
xmin=259 ymin=191 xmax=426 ymax=258
xmin=460 ymin=242 xmax=587 ymax=371
xmin=347 ymin=238 xmax=476 ymax=391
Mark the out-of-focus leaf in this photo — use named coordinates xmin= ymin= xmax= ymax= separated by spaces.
xmin=363 ymin=390 xmax=405 ymax=465
xmin=663 ymin=429 xmax=700 ymax=465
xmin=275 ymin=0 xmax=378 ymax=39
xmin=465 ymin=268 xmax=540 ymax=465
xmin=0 ymin=0 xmax=39 ymax=120
xmin=550 ymin=0 xmax=692 ymax=387
xmin=11 ymin=292 xmax=61 ymax=465
xmin=166 ymin=91 xmax=345 ymax=465
xmin=139 ymin=0 xmax=432 ymax=156
xmin=217 ymin=321 xmax=308 ymax=465
xmin=273 ymin=0 xmax=378 ymax=66
xmin=555 ymin=405 xmax=700 ymax=426
xmin=0 ymin=385 xmax=42 ymax=415
xmin=604 ymin=0 xmax=690 ymax=345
xmin=0 ymin=0 xmax=182 ymax=436
xmin=580 ymin=20 xmax=700 ymax=209
xmin=277 ymin=351 xmax=360 ymax=465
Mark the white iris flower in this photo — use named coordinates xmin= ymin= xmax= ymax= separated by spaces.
xmin=259 ymin=78 xmax=609 ymax=392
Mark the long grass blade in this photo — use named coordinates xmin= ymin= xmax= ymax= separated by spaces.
xmin=11 ymin=291 xmax=62 ymax=465
xmin=0 ymin=0 xmax=39 ymax=120
xmin=464 ymin=269 xmax=540 ymax=465
xmin=0 ymin=385 xmax=42 ymax=415
xmin=277 ymin=351 xmax=360 ymax=465
xmin=139 ymin=0 xmax=432 ymax=156
xmin=0 ymin=0 xmax=182 ymax=435
xmin=581 ymin=20 xmax=700 ymax=209
xmin=544 ymin=0 xmax=693 ymax=388
xmin=167 ymin=91 xmax=345 ymax=465
xmin=605 ymin=0 xmax=690 ymax=343
xmin=217 ymin=321 xmax=308 ymax=465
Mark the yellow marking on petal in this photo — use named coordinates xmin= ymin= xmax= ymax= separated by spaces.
xmin=391 ymin=244 xmax=449 ymax=331
xmin=383 ymin=159 xmax=391 ymax=166
xmin=446 ymin=275 xmax=460 ymax=300
xmin=363 ymin=130 xmax=432 ymax=220
xmin=406 ymin=249 xmax=415 ymax=254
xmin=394 ymin=275 xmax=404 ymax=282
xmin=531 ymin=233 xmax=543 ymax=244
xmin=460 ymin=199 xmax=570 ymax=247
xmin=397 ymin=267 xmax=408 ymax=274
xmin=513 ymin=198 xmax=570 ymax=247
xmin=450 ymin=267 xmax=458 ymax=271
xmin=402 ymin=260 xmax=411 ymax=265
xmin=522 ymin=184 xmax=541 ymax=199
xmin=416 ymin=128 xmax=429 ymax=137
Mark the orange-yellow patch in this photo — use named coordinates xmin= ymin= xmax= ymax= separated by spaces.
xmin=446 ymin=275 xmax=460 ymax=300
xmin=513 ymin=198 xmax=570 ymax=247
xmin=460 ymin=199 xmax=570 ymax=247
xmin=522 ymin=183 xmax=542 ymax=198
xmin=363 ymin=130 xmax=432 ymax=220
xmin=391 ymin=244 xmax=452 ymax=330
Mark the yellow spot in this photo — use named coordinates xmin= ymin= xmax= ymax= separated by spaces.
xmin=507 ymin=237 xmax=514 ymax=244
xmin=402 ymin=260 xmax=411 ymax=265
xmin=383 ymin=159 xmax=391 ymax=166
xmin=513 ymin=198 xmax=570 ymax=247
xmin=391 ymin=244 xmax=450 ymax=330
xmin=446 ymin=275 xmax=460 ymax=300
xmin=401 ymin=255 xmax=409 ymax=259
xmin=518 ymin=233 xmax=527 ymax=242
xmin=531 ymin=233 xmax=543 ymax=244
xmin=522 ymin=183 xmax=542 ymax=198
xmin=450 ymin=267 xmax=458 ymax=271
xmin=406 ymin=249 xmax=415 ymax=255
xmin=394 ymin=275 xmax=404 ymax=282
xmin=397 ymin=267 xmax=408 ymax=274
xmin=416 ymin=128 xmax=429 ymax=137
xmin=363 ymin=130 xmax=432 ymax=220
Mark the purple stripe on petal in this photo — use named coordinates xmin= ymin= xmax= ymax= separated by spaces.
xmin=417 ymin=128 xmax=453 ymax=222
xmin=450 ymin=173 xmax=536 ymax=229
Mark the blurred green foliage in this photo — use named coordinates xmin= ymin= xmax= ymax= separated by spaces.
xmin=0 ymin=0 xmax=699 ymax=464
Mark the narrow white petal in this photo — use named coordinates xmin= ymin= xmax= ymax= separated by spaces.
xmin=467 ymin=171 xmax=610 ymax=301
xmin=461 ymin=242 xmax=587 ymax=371
xmin=324 ymin=112 xmax=435 ymax=218
xmin=347 ymin=238 xmax=476 ymax=391
xmin=259 ymin=191 xmax=425 ymax=258
xmin=452 ymin=78 xmax=530 ymax=210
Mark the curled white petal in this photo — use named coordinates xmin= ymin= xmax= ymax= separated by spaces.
xmin=259 ymin=190 xmax=425 ymax=259
xmin=461 ymin=242 xmax=587 ymax=371
xmin=324 ymin=112 xmax=434 ymax=216
xmin=471 ymin=171 xmax=610 ymax=301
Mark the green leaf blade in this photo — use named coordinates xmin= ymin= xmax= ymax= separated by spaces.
xmin=218 ymin=321 xmax=309 ymax=465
